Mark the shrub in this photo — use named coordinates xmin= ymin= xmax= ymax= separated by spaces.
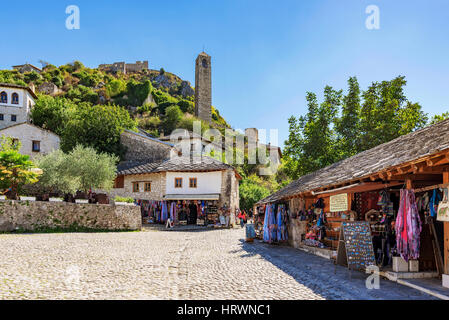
xmin=114 ymin=196 xmax=134 ymax=203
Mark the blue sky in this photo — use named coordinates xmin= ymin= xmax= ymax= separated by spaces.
xmin=2 ymin=0 xmax=449 ymax=148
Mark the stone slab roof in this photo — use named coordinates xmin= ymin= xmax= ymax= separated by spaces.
xmin=0 ymin=83 xmax=38 ymax=99
xmin=117 ymin=156 xmax=235 ymax=176
xmin=258 ymin=118 xmax=449 ymax=204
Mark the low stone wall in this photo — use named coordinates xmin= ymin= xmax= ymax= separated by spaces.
xmin=0 ymin=200 xmax=142 ymax=232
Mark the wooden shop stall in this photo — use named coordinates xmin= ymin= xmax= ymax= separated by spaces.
xmin=257 ymin=119 xmax=449 ymax=287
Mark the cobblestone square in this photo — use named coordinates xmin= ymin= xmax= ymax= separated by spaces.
xmin=0 ymin=227 xmax=436 ymax=300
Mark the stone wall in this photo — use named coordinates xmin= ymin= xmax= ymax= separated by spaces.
xmin=121 ymin=130 xmax=174 ymax=162
xmin=0 ymin=200 xmax=141 ymax=232
xmin=107 ymin=172 xmax=165 ymax=201
xmin=220 ymin=169 xmax=240 ymax=224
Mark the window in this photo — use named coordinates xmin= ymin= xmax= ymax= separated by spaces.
xmin=144 ymin=182 xmax=151 ymax=192
xmin=11 ymin=115 xmax=17 ymax=122
xmin=32 ymin=141 xmax=40 ymax=152
xmin=113 ymin=176 xmax=124 ymax=189
xmin=132 ymin=182 xmax=139 ymax=192
xmin=11 ymin=138 xmax=19 ymax=147
xmin=11 ymin=93 xmax=19 ymax=105
xmin=189 ymin=178 xmax=197 ymax=188
xmin=0 ymin=114 xmax=3 ymax=121
xmin=0 ymin=92 xmax=7 ymax=103
xmin=175 ymin=178 xmax=182 ymax=188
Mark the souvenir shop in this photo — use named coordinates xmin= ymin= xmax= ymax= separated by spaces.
xmin=284 ymin=183 xmax=446 ymax=275
xmin=138 ymin=199 xmax=222 ymax=227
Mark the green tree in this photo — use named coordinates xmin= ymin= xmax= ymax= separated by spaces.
xmin=0 ymin=150 xmax=40 ymax=199
xmin=61 ymin=104 xmax=137 ymax=157
xmin=335 ymin=76 xmax=361 ymax=158
xmin=284 ymin=76 xmax=428 ymax=178
xmin=162 ymin=105 xmax=183 ymax=134
xmin=34 ymin=149 xmax=78 ymax=194
xmin=239 ymin=175 xmax=271 ymax=212
xmin=66 ymin=145 xmax=118 ymax=193
xmin=30 ymin=96 xmax=77 ymax=135
xmin=35 ymin=146 xmax=118 ymax=195
xmin=430 ymin=112 xmax=449 ymax=125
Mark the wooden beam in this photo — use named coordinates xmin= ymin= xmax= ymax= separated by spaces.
xmin=444 ymin=170 xmax=449 ymax=275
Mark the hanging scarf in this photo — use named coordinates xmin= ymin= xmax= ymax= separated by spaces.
xmin=429 ymin=189 xmax=441 ymax=218
xmin=263 ymin=204 xmax=277 ymax=243
xmin=395 ymin=189 xmax=422 ymax=261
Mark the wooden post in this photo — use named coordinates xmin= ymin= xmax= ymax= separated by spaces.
xmin=443 ymin=171 xmax=449 ymax=275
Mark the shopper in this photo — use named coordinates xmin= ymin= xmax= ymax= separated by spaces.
xmin=238 ymin=211 xmax=245 ymax=228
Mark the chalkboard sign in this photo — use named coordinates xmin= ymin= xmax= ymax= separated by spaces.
xmin=336 ymin=221 xmax=376 ymax=271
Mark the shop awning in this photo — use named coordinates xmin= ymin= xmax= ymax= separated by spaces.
xmin=163 ymin=194 xmax=220 ymax=200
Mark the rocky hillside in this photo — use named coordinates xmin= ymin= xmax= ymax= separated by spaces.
xmin=0 ymin=61 xmax=230 ymax=136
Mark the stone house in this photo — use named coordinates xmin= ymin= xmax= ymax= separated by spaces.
xmin=0 ymin=123 xmax=60 ymax=159
xmin=107 ymin=129 xmax=241 ymax=221
xmin=0 ymin=83 xmax=37 ymax=130
xmin=12 ymin=64 xmax=42 ymax=74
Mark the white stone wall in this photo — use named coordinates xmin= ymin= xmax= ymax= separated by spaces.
xmin=108 ymin=172 xmax=166 ymax=201
xmin=0 ymin=87 xmax=34 ymax=130
xmin=165 ymin=171 xmax=222 ymax=195
xmin=0 ymin=123 xmax=60 ymax=158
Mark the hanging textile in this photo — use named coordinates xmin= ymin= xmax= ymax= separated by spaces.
xmin=170 ymin=202 xmax=177 ymax=223
xmin=161 ymin=201 xmax=168 ymax=222
xmin=276 ymin=205 xmax=288 ymax=241
xmin=429 ymin=189 xmax=441 ymax=218
xmin=263 ymin=204 xmax=276 ymax=243
xmin=395 ymin=189 xmax=422 ymax=262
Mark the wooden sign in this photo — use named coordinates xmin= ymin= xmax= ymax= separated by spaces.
xmin=330 ymin=193 xmax=348 ymax=212
xmin=337 ymin=221 xmax=376 ymax=271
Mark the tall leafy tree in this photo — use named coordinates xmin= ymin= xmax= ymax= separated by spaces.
xmin=335 ymin=76 xmax=361 ymax=158
xmin=61 ymin=104 xmax=137 ymax=158
xmin=284 ymin=76 xmax=428 ymax=179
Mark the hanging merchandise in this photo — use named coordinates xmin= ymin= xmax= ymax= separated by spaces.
xmin=437 ymin=188 xmax=449 ymax=222
xmin=276 ymin=205 xmax=288 ymax=242
xmin=170 ymin=202 xmax=177 ymax=223
xmin=161 ymin=201 xmax=168 ymax=222
xmin=316 ymin=209 xmax=326 ymax=227
xmin=395 ymin=189 xmax=422 ymax=262
xmin=429 ymin=189 xmax=441 ymax=218
xmin=263 ymin=204 xmax=276 ymax=243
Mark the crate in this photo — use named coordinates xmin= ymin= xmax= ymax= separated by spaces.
xmin=409 ymin=260 xmax=419 ymax=272
xmin=393 ymin=256 xmax=408 ymax=272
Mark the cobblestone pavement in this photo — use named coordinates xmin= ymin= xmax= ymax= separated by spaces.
xmin=0 ymin=227 xmax=437 ymax=300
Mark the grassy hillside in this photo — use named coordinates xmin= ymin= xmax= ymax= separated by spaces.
xmin=0 ymin=61 xmax=230 ymax=136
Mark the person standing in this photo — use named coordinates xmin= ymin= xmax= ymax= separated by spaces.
xmin=238 ymin=211 xmax=245 ymax=228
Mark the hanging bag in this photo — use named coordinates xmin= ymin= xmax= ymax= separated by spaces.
xmin=437 ymin=188 xmax=449 ymax=222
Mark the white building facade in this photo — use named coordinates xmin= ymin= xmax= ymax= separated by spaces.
xmin=0 ymin=123 xmax=60 ymax=159
xmin=0 ymin=83 xmax=37 ymax=130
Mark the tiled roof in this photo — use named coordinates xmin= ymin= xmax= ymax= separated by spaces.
xmin=257 ymin=118 xmax=449 ymax=204
xmin=117 ymin=156 xmax=234 ymax=176
xmin=0 ymin=83 xmax=38 ymax=99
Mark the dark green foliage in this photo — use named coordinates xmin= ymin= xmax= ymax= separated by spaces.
xmin=284 ymin=76 xmax=430 ymax=179
xmin=60 ymin=104 xmax=137 ymax=158
xmin=125 ymin=80 xmax=152 ymax=106
xmin=162 ymin=105 xmax=183 ymax=134
xmin=30 ymin=96 xmax=77 ymax=135
xmin=178 ymin=99 xmax=195 ymax=114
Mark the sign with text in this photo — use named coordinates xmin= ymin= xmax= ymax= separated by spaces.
xmin=330 ymin=193 xmax=348 ymax=212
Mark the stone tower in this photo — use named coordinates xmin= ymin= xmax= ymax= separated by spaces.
xmin=195 ymin=52 xmax=212 ymax=123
